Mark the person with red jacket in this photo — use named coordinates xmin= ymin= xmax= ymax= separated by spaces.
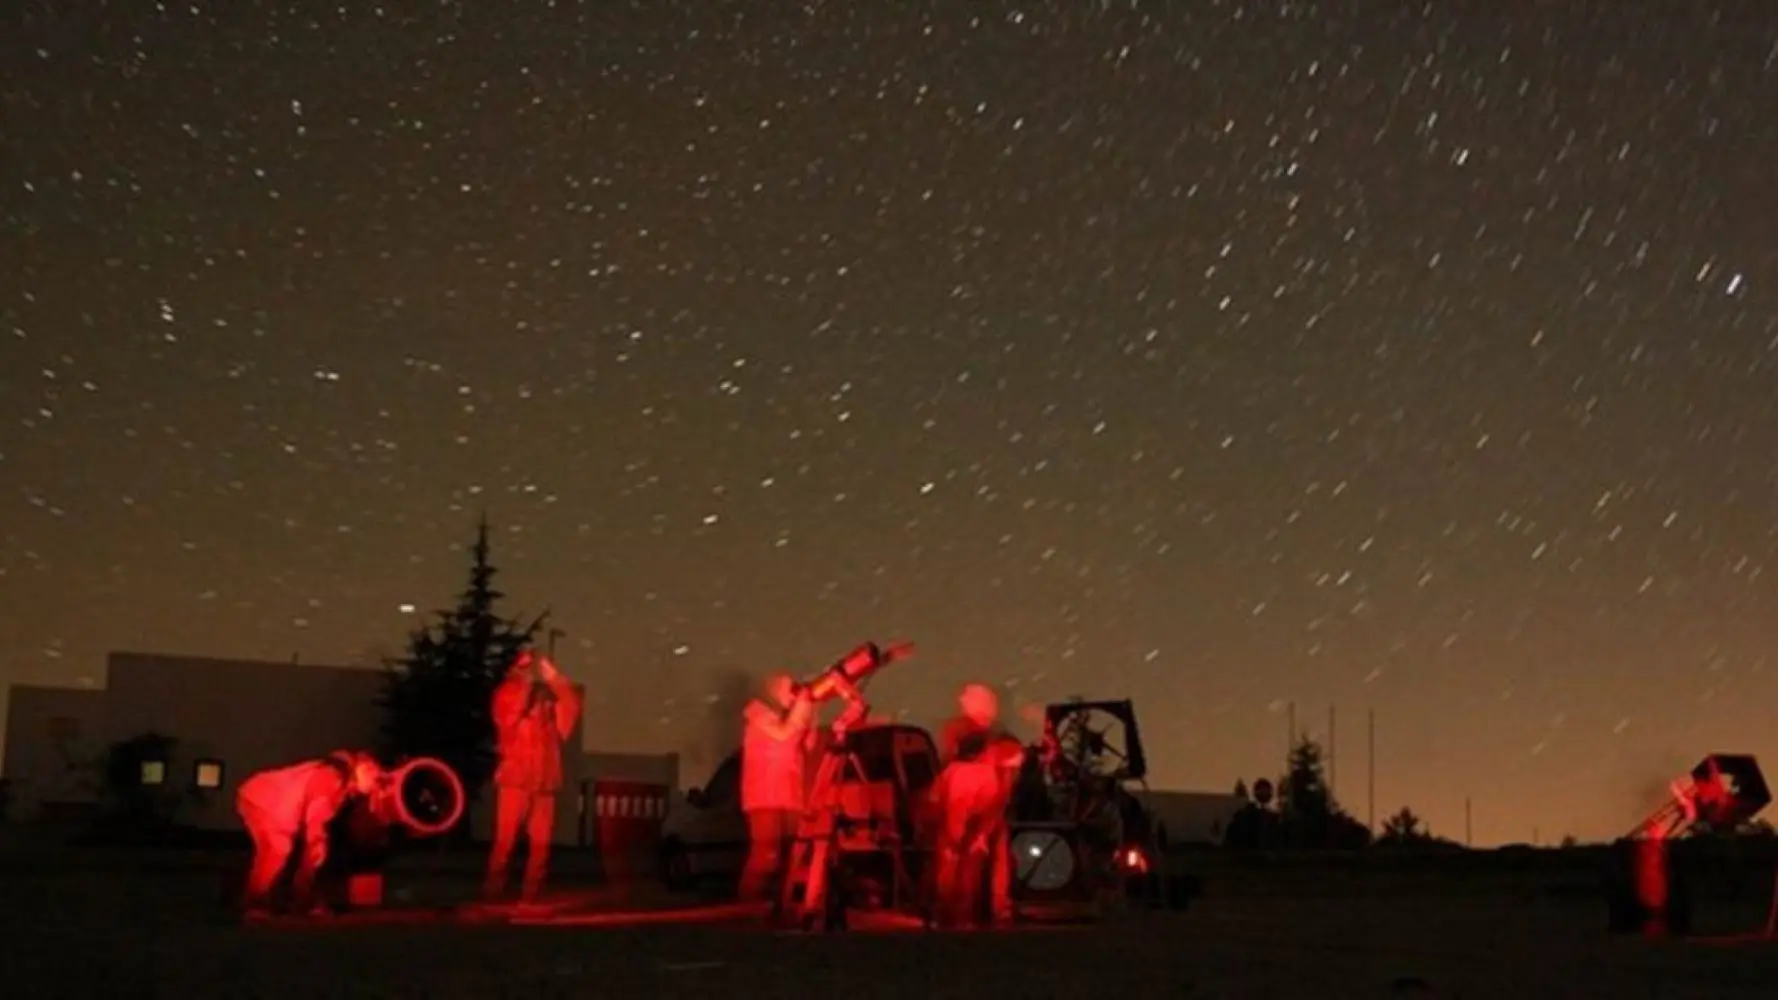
xmin=235 ymin=750 xmax=384 ymax=918
xmin=932 ymin=683 xmax=1023 ymax=927
xmin=738 ymin=672 xmax=816 ymax=902
xmin=484 ymin=650 xmax=583 ymax=903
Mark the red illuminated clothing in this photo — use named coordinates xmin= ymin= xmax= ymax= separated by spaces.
xmin=235 ymin=752 xmax=365 ymax=914
xmin=486 ymin=663 xmax=583 ymax=902
xmin=738 ymin=694 xmax=814 ymax=901
xmin=491 ymin=669 xmax=582 ymax=793
xmin=741 ymin=696 xmax=814 ymax=813
xmin=932 ymin=726 xmax=1024 ymax=927
xmin=938 ymin=715 xmax=1011 ymax=766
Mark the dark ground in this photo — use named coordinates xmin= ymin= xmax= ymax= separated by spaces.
xmin=6 ymin=843 xmax=1778 ymax=999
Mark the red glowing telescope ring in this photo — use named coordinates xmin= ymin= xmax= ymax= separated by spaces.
xmin=388 ymin=757 xmax=467 ymax=837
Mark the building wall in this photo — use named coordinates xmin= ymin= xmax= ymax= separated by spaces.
xmin=1 ymin=685 xmax=108 ymax=820
xmin=7 ymin=652 xmax=687 ymax=844
xmin=584 ymin=750 xmax=679 ymax=789
xmin=1145 ymin=790 xmax=1247 ymax=846
xmin=104 ymin=652 xmax=390 ymax=831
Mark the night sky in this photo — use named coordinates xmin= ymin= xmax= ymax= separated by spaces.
xmin=5 ymin=1 xmax=1778 ymax=845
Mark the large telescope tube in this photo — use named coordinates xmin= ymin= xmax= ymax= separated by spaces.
xmin=382 ymin=756 xmax=467 ymax=837
xmin=328 ymin=756 xmax=468 ymax=876
xmin=800 ymin=641 xmax=915 ymax=703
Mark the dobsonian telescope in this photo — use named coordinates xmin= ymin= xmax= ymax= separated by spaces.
xmin=1608 ymin=754 xmax=1772 ymax=937
xmin=322 ymin=756 xmax=467 ymax=906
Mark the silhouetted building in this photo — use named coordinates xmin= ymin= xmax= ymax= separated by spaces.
xmin=1145 ymin=790 xmax=1246 ymax=847
xmin=2 ymin=652 xmax=676 ymax=848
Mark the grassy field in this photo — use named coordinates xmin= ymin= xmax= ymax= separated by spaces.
xmin=7 ymin=843 xmax=1778 ymax=999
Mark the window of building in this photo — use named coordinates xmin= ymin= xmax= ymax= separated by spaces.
xmin=140 ymin=760 xmax=167 ymax=786
xmin=193 ymin=759 xmax=225 ymax=790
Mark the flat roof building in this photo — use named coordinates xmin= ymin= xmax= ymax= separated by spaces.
xmin=2 ymin=652 xmax=676 ymax=846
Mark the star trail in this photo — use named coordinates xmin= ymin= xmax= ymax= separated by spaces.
xmin=3 ymin=0 xmax=1778 ymax=843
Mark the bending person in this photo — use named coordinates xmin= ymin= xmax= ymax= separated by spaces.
xmin=236 ymin=750 xmax=384 ymax=919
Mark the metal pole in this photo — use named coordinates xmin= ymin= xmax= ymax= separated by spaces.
xmin=1287 ymin=702 xmax=1296 ymax=761
xmin=1367 ymin=708 xmax=1376 ymax=832
xmin=548 ymin=628 xmax=565 ymax=658
xmin=1329 ymin=705 xmax=1338 ymax=799
xmin=1465 ymin=797 xmax=1473 ymax=847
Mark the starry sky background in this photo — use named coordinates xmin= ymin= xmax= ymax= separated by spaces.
xmin=5 ymin=1 xmax=1778 ymax=845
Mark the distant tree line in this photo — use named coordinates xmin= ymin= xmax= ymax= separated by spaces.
xmin=1223 ymin=736 xmax=1374 ymax=850
xmin=1220 ymin=736 xmax=1778 ymax=852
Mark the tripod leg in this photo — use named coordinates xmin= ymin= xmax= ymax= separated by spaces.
xmin=801 ymin=838 xmax=831 ymax=930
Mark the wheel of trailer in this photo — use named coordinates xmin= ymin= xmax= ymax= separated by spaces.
xmin=659 ymin=838 xmax=692 ymax=891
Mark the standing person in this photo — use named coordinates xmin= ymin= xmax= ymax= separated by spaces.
xmin=484 ymin=650 xmax=583 ymax=904
xmin=932 ymin=683 xmax=1022 ymax=927
xmin=738 ymin=672 xmax=816 ymax=902
xmin=236 ymin=750 xmax=384 ymax=919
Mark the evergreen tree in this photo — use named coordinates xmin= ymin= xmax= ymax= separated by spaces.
xmin=1377 ymin=806 xmax=1430 ymax=844
xmin=378 ymin=515 xmax=547 ymax=826
xmin=1279 ymin=736 xmax=1334 ymax=821
xmin=1277 ymin=735 xmax=1372 ymax=849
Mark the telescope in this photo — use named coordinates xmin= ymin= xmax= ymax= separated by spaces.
xmin=797 ymin=640 xmax=915 ymax=704
xmin=374 ymin=756 xmax=468 ymax=836
xmin=1630 ymin=754 xmax=1771 ymax=841
xmin=330 ymin=756 xmax=467 ymax=872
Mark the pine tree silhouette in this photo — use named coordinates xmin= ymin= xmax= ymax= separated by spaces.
xmin=377 ymin=514 xmax=547 ymax=831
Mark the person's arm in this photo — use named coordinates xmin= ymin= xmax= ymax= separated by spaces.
xmin=743 ymin=692 xmax=813 ymax=742
xmin=297 ymin=768 xmax=349 ymax=876
xmin=937 ymin=718 xmax=962 ymax=765
xmin=540 ymin=660 xmax=583 ymax=740
xmin=785 ymin=690 xmax=814 ymax=732
xmin=491 ymin=676 xmax=528 ymax=733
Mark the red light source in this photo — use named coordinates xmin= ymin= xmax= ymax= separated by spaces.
xmin=1120 ymin=846 xmax=1149 ymax=874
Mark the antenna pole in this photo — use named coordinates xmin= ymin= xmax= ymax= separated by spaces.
xmin=1367 ymin=708 xmax=1376 ymax=832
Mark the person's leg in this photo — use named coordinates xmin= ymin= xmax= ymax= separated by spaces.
xmin=986 ymin=819 xmax=1014 ymax=924
xmin=520 ymin=792 xmax=557 ymax=902
xmin=484 ymin=786 xmax=527 ymax=900
xmin=739 ymin=809 xmax=783 ymax=902
xmin=289 ymin=826 xmax=332 ymax=914
xmin=770 ymin=809 xmax=801 ymax=900
xmin=936 ymin=765 xmax=993 ymax=927
xmin=241 ymin=811 xmax=292 ymax=914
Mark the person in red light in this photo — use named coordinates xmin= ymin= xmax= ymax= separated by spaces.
xmin=235 ymin=749 xmax=384 ymax=919
xmin=932 ymin=683 xmax=1024 ymax=928
xmin=739 ymin=671 xmax=816 ymax=902
xmin=484 ymin=650 xmax=583 ymax=904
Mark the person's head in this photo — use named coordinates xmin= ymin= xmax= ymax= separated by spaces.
xmin=764 ymin=672 xmax=798 ymax=710
xmin=337 ymin=751 xmax=383 ymax=796
xmin=959 ymin=683 xmax=999 ymax=726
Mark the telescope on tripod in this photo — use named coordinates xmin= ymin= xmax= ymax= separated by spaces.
xmin=779 ymin=639 xmax=930 ymax=931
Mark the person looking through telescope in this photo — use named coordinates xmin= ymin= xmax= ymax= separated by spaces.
xmin=738 ymin=672 xmax=816 ymax=902
xmin=236 ymin=749 xmax=385 ymax=920
xmin=484 ymin=650 xmax=582 ymax=905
